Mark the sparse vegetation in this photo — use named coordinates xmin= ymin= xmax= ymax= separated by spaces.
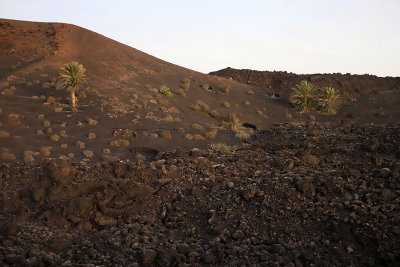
xmin=40 ymin=146 xmax=51 ymax=156
xmin=221 ymin=83 xmax=230 ymax=93
xmin=205 ymin=128 xmax=218 ymax=140
xmin=43 ymin=120 xmax=51 ymax=127
xmin=58 ymin=61 xmax=86 ymax=108
xmin=209 ymin=143 xmax=237 ymax=153
xmin=76 ymin=141 xmax=86 ymax=149
xmin=247 ymin=90 xmax=255 ymax=95
xmin=235 ymin=132 xmax=251 ymax=141
xmin=159 ymin=130 xmax=172 ymax=139
xmin=88 ymin=132 xmax=96 ymax=139
xmin=178 ymin=128 xmax=185 ymax=134
xmin=201 ymin=84 xmax=210 ymax=91
xmin=0 ymin=151 xmax=16 ymax=161
xmin=159 ymin=85 xmax=173 ymax=97
xmin=50 ymin=134 xmax=60 ymax=142
xmin=175 ymin=89 xmax=186 ymax=97
xmin=87 ymin=118 xmax=98 ymax=126
xmin=191 ymin=123 xmax=204 ymax=131
xmin=195 ymin=101 xmax=209 ymax=113
xmin=319 ymin=86 xmax=339 ymax=114
xmin=184 ymin=133 xmax=193 ymax=140
xmin=110 ymin=139 xmax=130 ymax=147
xmin=222 ymin=101 xmax=230 ymax=108
xmin=181 ymin=78 xmax=190 ymax=90
xmin=291 ymin=80 xmax=318 ymax=112
xmin=83 ymin=150 xmax=94 ymax=158
xmin=0 ymin=131 xmax=10 ymax=138
xmin=192 ymin=134 xmax=205 ymax=141
xmin=36 ymin=130 xmax=44 ymax=135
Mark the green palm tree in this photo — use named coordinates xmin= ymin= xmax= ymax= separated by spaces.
xmin=319 ymin=86 xmax=339 ymax=114
xmin=290 ymin=80 xmax=317 ymax=112
xmin=58 ymin=61 xmax=86 ymax=108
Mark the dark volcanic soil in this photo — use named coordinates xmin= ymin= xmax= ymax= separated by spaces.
xmin=0 ymin=122 xmax=399 ymax=266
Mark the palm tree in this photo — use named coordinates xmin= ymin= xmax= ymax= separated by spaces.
xmin=319 ymin=86 xmax=339 ymax=114
xmin=58 ymin=61 xmax=85 ymax=108
xmin=290 ymin=80 xmax=317 ymax=112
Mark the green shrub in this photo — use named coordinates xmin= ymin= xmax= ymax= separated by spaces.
xmin=209 ymin=143 xmax=237 ymax=153
xmin=290 ymin=80 xmax=317 ymax=112
xmin=159 ymin=86 xmax=173 ymax=97
xmin=319 ymin=86 xmax=339 ymax=114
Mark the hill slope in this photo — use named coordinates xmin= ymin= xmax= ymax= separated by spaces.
xmin=0 ymin=19 xmax=288 ymax=163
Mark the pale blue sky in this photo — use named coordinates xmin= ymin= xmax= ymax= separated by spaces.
xmin=1 ymin=0 xmax=399 ymax=76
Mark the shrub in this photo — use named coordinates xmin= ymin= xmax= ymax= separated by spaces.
xmin=36 ymin=130 xmax=44 ymax=135
xmin=205 ymin=128 xmax=218 ymax=140
xmin=59 ymin=130 xmax=67 ymax=137
xmin=40 ymin=146 xmax=51 ymax=156
xmin=159 ymin=86 xmax=173 ymax=97
xmin=43 ymin=120 xmax=51 ymax=127
xmin=181 ymin=78 xmax=190 ymax=90
xmin=0 ymin=131 xmax=10 ymax=138
xmin=184 ymin=133 xmax=193 ymax=140
xmin=235 ymin=132 xmax=251 ymax=141
xmin=201 ymin=84 xmax=210 ymax=91
xmin=246 ymin=90 xmax=255 ymax=95
xmin=50 ymin=134 xmax=60 ymax=142
xmin=0 ymin=152 xmax=16 ymax=161
xmin=191 ymin=123 xmax=204 ymax=131
xmin=76 ymin=140 xmax=86 ymax=148
xmin=83 ymin=150 xmax=94 ymax=158
xmin=88 ymin=132 xmax=96 ymax=139
xmin=159 ymin=130 xmax=172 ymax=139
xmin=209 ymin=143 xmax=237 ymax=153
xmin=192 ymin=134 xmax=205 ymax=141
xmin=290 ymin=80 xmax=317 ymax=112
xmin=196 ymin=101 xmax=209 ymax=113
xmin=178 ymin=128 xmax=185 ymax=134
xmin=175 ymin=89 xmax=186 ymax=97
xmin=221 ymin=84 xmax=230 ymax=93
xmin=222 ymin=102 xmax=230 ymax=108
xmin=2 ymin=89 xmax=14 ymax=95
xmin=319 ymin=86 xmax=339 ymax=114
xmin=87 ymin=118 xmax=98 ymax=126
xmin=110 ymin=139 xmax=130 ymax=147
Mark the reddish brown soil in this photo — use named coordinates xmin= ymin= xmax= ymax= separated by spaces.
xmin=0 ymin=122 xmax=399 ymax=266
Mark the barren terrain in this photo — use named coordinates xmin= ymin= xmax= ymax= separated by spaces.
xmin=0 ymin=18 xmax=399 ymax=266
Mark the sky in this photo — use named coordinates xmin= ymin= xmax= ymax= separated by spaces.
xmin=1 ymin=0 xmax=399 ymax=76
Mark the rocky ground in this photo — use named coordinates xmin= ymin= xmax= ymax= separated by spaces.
xmin=0 ymin=121 xmax=399 ymax=266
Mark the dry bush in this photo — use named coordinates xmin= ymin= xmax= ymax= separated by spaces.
xmin=244 ymin=101 xmax=251 ymax=106
xmin=59 ymin=130 xmax=67 ymax=137
xmin=159 ymin=130 xmax=172 ymax=139
xmin=161 ymin=107 xmax=180 ymax=114
xmin=222 ymin=102 xmax=230 ymax=108
xmin=209 ymin=143 xmax=237 ymax=153
xmin=24 ymin=154 xmax=34 ymax=163
xmin=60 ymin=144 xmax=68 ymax=148
xmin=47 ymin=96 xmax=56 ymax=104
xmin=88 ymin=132 xmax=96 ymax=139
xmin=103 ymin=148 xmax=111 ymax=154
xmin=193 ymin=101 xmax=209 ymax=113
xmin=2 ymin=89 xmax=14 ymax=95
xmin=50 ymin=134 xmax=60 ymax=142
xmin=210 ymin=110 xmax=219 ymax=118
xmin=83 ymin=150 xmax=94 ymax=158
xmin=235 ymin=132 xmax=251 ymax=141
xmin=36 ymin=130 xmax=44 ymax=135
xmin=87 ymin=118 xmax=98 ymax=126
xmin=46 ymin=128 xmax=53 ymax=134
xmin=37 ymin=114 xmax=44 ymax=119
xmin=43 ymin=120 xmax=51 ymax=127
xmin=178 ymin=128 xmax=185 ymax=134
xmin=68 ymin=153 xmax=75 ymax=159
xmin=247 ymin=90 xmax=255 ymax=95
xmin=76 ymin=141 xmax=85 ymax=149
xmin=0 ymin=152 xmax=16 ymax=161
xmin=33 ymin=80 xmax=40 ymax=85
xmin=24 ymin=150 xmax=35 ymax=156
xmin=256 ymin=110 xmax=263 ymax=115
xmin=0 ymin=131 xmax=10 ymax=138
xmin=145 ymin=84 xmax=158 ymax=93
xmin=191 ymin=123 xmax=204 ymax=131
xmin=101 ymin=154 xmax=120 ymax=162
xmin=40 ymin=95 xmax=46 ymax=100
xmin=184 ymin=133 xmax=193 ymax=140
xmin=26 ymin=82 xmax=33 ymax=87
xmin=205 ymin=128 xmax=218 ymax=140
xmin=0 ymin=108 xmax=2 ymax=114
xmin=181 ymin=78 xmax=191 ymax=90
xmin=201 ymin=84 xmax=210 ymax=91
xmin=42 ymin=82 xmax=51 ymax=89
xmin=151 ymin=133 xmax=159 ymax=138
xmin=110 ymin=139 xmax=130 ymax=147
xmin=54 ymin=107 xmax=63 ymax=112
xmin=40 ymin=146 xmax=51 ymax=156
xmin=175 ymin=89 xmax=186 ymax=97
xmin=192 ymin=134 xmax=205 ymax=141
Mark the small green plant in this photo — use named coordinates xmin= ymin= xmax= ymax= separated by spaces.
xmin=235 ymin=132 xmax=251 ymax=141
xmin=209 ymin=143 xmax=237 ymax=153
xmin=290 ymin=80 xmax=317 ymax=112
xmin=319 ymin=86 xmax=339 ymax=114
xmin=159 ymin=86 xmax=173 ymax=97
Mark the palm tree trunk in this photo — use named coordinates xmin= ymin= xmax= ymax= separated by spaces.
xmin=71 ymin=88 xmax=77 ymax=108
